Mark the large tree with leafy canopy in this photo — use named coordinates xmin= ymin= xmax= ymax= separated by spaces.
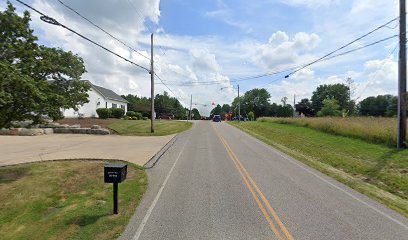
xmin=311 ymin=83 xmax=350 ymax=113
xmin=0 ymin=2 xmax=90 ymax=128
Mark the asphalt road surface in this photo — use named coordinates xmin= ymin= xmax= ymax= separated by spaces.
xmin=121 ymin=121 xmax=408 ymax=240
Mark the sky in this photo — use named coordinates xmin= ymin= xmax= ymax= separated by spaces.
xmin=1 ymin=0 xmax=401 ymax=116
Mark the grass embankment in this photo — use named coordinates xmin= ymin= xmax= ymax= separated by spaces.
xmin=230 ymin=121 xmax=408 ymax=217
xmin=258 ymin=117 xmax=406 ymax=146
xmin=0 ymin=160 xmax=147 ymax=240
xmin=108 ymin=120 xmax=192 ymax=136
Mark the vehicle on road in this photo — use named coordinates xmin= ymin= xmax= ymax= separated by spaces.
xmin=213 ymin=115 xmax=221 ymax=122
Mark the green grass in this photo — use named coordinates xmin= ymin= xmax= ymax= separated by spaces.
xmin=258 ymin=117 xmax=404 ymax=147
xmin=230 ymin=121 xmax=408 ymax=217
xmin=0 ymin=160 xmax=147 ymax=240
xmin=108 ymin=120 xmax=192 ymax=136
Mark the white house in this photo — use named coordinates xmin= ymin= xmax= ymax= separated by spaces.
xmin=63 ymin=81 xmax=128 ymax=118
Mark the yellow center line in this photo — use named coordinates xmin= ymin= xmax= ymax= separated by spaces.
xmin=211 ymin=123 xmax=295 ymax=240
xmin=223 ymin=138 xmax=295 ymax=240
xmin=212 ymin=124 xmax=284 ymax=240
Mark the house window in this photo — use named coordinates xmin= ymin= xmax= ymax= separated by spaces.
xmin=112 ymin=103 xmax=117 ymax=108
xmin=121 ymin=105 xmax=125 ymax=110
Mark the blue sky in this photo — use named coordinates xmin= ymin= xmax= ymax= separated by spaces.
xmin=2 ymin=0 xmax=401 ymax=115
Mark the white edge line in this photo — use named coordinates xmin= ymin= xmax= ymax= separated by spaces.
xmin=228 ymin=124 xmax=408 ymax=230
xmin=132 ymin=133 xmax=192 ymax=240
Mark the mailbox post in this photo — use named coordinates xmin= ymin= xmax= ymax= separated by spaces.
xmin=104 ymin=163 xmax=127 ymax=214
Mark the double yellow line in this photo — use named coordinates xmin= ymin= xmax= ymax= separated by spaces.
xmin=212 ymin=123 xmax=294 ymax=240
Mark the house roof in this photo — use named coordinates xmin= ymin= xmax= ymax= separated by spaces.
xmin=48 ymin=79 xmax=128 ymax=103
xmin=79 ymin=80 xmax=127 ymax=103
xmin=91 ymin=84 xmax=128 ymax=103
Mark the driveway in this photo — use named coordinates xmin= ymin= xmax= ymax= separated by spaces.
xmin=0 ymin=134 xmax=174 ymax=166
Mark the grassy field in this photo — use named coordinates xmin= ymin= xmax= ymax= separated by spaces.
xmin=230 ymin=121 xmax=408 ymax=217
xmin=258 ymin=117 xmax=405 ymax=147
xmin=108 ymin=120 xmax=192 ymax=136
xmin=0 ymin=160 xmax=147 ymax=240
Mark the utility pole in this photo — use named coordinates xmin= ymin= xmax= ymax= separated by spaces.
xmin=150 ymin=33 xmax=155 ymax=133
xmin=293 ymin=94 xmax=296 ymax=118
xmin=398 ymin=0 xmax=407 ymax=148
xmin=238 ymin=84 xmax=240 ymax=122
xmin=189 ymin=94 xmax=192 ymax=121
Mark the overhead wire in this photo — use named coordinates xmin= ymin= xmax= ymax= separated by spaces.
xmin=156 ymin=17 xmax=399 ymax=87
xmin=354 ymin=42 xmax=399 ymax=101
xmin=56 ymin=0 xmax=150 ymax=60
xmin=15 ymin=0 xmax=151 ymax=72
xmin=284 ymin=17 xmax=399 ymax=78
xmin=154 ymin=34 xmax=399 ymax=87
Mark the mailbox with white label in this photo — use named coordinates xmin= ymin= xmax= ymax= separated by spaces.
xmin=104 ymin=163 xmax=127 ymax=214
xmin=104 ymin=164 xmax=127 ymax=183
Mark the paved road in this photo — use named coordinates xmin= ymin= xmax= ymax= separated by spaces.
xmin=0 ymin=134 xmax=174 ymax=166
xmin=121 ymin=121 xmax=408 ymax=240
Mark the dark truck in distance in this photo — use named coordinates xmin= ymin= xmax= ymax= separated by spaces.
xmin=213 ymin=115 xmax=221 ymax=122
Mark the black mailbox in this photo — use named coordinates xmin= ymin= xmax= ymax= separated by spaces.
xmin=104 ymin=164 xmax=127 ymax=183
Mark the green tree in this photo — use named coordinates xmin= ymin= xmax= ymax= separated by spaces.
xmin=277 ymin=104 xmax=294 ymax=117
xmin=241 ymin=88 xmax=271 ymax=117
xmin=311 ymin=84 xmax=350 ymax=113
xmin=221 ymin=104 xmax=231 ymax=114
xmin=0 ymin=3 xmax=90 ymax=127
xmin=358 ymin=95 xmax=397 ymax=117
xmin=122 ymin=94 xmax=151 ymax=117
xmin=295 ymin=98 xmax=314 ymax=116
xmin=231 ymin=96 xmax=245 ymax=117
xmin=191 ymin=108 xmax=201 ymax=120
xmin=317 ymin=99 xmax=342 ymax=117
xmin=210 ymin=104 xmax=222 ymax=117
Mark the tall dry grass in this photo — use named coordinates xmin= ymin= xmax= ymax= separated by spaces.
xmin=258 ymin=117 xmax=403 ymax=146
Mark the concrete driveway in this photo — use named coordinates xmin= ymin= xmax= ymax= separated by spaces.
xmin=0 ymin=134 xmax=174 ymax=166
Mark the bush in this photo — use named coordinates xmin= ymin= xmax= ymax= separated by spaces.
xmin=132 ymin=116 xmax=138 ymax=120
xmin=248 ymin=111 xmax=255 ymax=121
xmin=96 ymin=108 xmax=111 ymax=119
xmin=142 ymin=117 xmax=148 ymax=120
xmin=126 ymin=111 xmax=136 ymax=118
xmin=111 ymin=108 xmax=125 ymax=119
xmin=134 ymin=112 xmax=142 ymax=119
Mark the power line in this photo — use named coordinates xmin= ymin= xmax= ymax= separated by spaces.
xmin=154 ymin=72 xmax=181 ymax=100
xmin=285 ymin=17 xmax=399 ymax=78
xmin=354 ymin=42 xmax=399 ymax=101
xmin=154 ymin=34 xmax=398 ymax=87
xmin=15 ymin=0 xmax=150 ymax=72
xmin=56 ymin=0 xmax=150 ymax=60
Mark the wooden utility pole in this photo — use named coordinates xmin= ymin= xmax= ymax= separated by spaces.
xmin=150 ymin=33 xmax=155 ymax=133
xmin=293 ymin=94 xmax=296 ymax=118
xmin=398 ymin=0 xmax=406 ymax=148
xmin=238 ymin=84 xmax=240 ymax=122
xmin=189 ymin=94 xmax=192 ymax=121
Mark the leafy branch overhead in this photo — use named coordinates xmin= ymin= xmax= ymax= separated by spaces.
xmin=0 ymin=2 xmax=90 ymax=128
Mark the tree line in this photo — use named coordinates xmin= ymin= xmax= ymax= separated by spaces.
xmin=210 ymin=83 xmax=407 ymax=119
xmin=122 ymin=91 xmax=201 ymax=120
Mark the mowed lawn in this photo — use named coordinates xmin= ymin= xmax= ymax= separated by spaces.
xmin=230 ymin=121 xmax=408 ymax=217
xmin=108 ymin=120 xmax=192 ymax=136
xmin=0 ymin=160 xmax=147 ymax=240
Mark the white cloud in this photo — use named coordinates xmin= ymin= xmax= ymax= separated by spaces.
xmin=252 ymin=31 xmax=321 ymax=71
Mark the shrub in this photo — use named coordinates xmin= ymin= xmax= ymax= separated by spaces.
xmin=142 ymin=117 xmax=148 ymax=120
xmin=134 ymin=112 xmax=142 ymax=119
xmin=96 ymin=108 xmax=111 ymax=119
xmin=248 ymin=111 xmax=255 ymax=121
xmin=132 ymin=116 xmax=138 ymax=120
xmin=126 ymin=111 xmax=136 ymax=118
xmin=111 ymin=108 xmax=125 ymax=119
